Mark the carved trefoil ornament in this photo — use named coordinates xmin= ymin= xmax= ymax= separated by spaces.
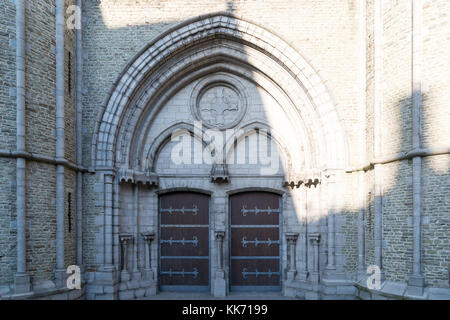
xmin=190 ymin=74 xmax=248 ymax=130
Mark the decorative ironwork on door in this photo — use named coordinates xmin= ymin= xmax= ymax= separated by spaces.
xmin=159 ymin=192 xmax=210 ymax=291
xmin=241 ymin=236 xmax=280 ymax=247
xmin=161 ymin=236 xmax=199 ymax=247
xmin=230 ymin=192 xmax=282 ymax=291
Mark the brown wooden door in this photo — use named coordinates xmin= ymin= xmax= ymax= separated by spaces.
xmin=159 ymin=192 xmax=210 ymax=291
xmin=229 ymin=192 xmax=282 ymax=291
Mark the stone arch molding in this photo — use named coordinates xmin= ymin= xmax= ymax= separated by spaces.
xmin=92 ymin=12 xmax=348 ymax=182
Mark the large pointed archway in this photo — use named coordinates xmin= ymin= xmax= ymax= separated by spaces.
xmin=89 ymin=12 xmax=348 ymax=299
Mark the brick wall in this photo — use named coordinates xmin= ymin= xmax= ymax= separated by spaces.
xmin=0 ymin=0 xmax=77 ymax=288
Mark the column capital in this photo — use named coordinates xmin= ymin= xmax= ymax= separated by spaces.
xmin=285 ymin=232 xmax=299 ymax=243
xmin=141 ymin=232 xmax=156 ymax=243
xmin=119 ymin=234 xmax=133 ymax=244
xmin=215 ymin=230 xmax=225 ymax=240
xmin=308 ymin=233 xmax=321 ymax=244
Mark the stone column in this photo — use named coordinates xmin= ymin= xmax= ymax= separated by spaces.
xmin=93 ymin=172 xmax=117 ymax=299
xmin=141 ymin=232 xmax=155 ymax=280
xmin=285 ymin=232 xmax=299 ymax=281
xmin=54 ymin=0 xmax=66 ymax=288
xmin=113 ymin=177 xmax=120 ymax=276
xmin=373 ymin=0 xmax=385 ymax=282
xmin=297 ymin=187 xmax=308 ymax=281
xmin=213 ymin=230 xmax=226 ymax=297
xmin=132 ymin=184 xmax=141 ymax=279
xmin=324 ymin=175 xmax=336 ymax=279
xmin=13 ymin=0 xmax=31 ymax=294
xmin=357 ymin=0 xmax=367 ymax=279
xmin=119 ymin=234 xmax=132 ymax=282
xmin=104 ymin=174 xmax=114 ymax=267
xmin=75 ymin=0 xmax=84 ymax=272
xmin=216 ymin=231 xmax=225 ymax=270
xmin=308 ymin=233 xmax=320 ymax=284
xmin=407 ymin=0 xmax=425 ymax=296
xmin=357 ymin=170 xmax=366 ymax=278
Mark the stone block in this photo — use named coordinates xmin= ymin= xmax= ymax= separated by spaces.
xmin=68 ymin=289 xmax=84 ymax=300
xmin=127 ymin=280 xmax=140 ymax=290
xmin=372 ymin=293 xmax=389 ymax=300
xmin=118 ymin=290 xmax=135 ymax=300
xmin=336 ymin=285 xmax=356 ymax=295
xmin=87 ymin=284 xmax=104 ymax=294
xmin=304 ymin=291 xmax=320 ymax=300
xmin=96 ymin=293 xmax=115 ymax=300
xmin=135 ymin=288 xmax=145 ymax=298
xmin=358 ymin=289 xmax=372 ymax=300
xmin=14 ymin=273 xmax=31 ymax=294
xmin=145 ymin=286 xmax=157 ymax=297
xmin=213 ymin=278 xmax=226 ymax=297
xmin=50 ymin=292 xmax=69 ymax=300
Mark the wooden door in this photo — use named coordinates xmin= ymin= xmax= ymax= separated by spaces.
xmin=159 ymin=192 xmax=210 ymax=291
xmin=229 ymin=192 xmax=282 ymax=291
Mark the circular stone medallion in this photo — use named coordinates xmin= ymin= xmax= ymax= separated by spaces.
xmin=191 ymin=76 xmax=247 ymax=130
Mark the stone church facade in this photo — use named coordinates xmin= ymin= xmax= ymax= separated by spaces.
xmin=0 ymin=0 xmax=449 ymax=300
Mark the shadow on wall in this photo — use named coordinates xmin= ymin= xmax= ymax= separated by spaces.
xmin=355 ymin=91 xmax=449 ymax=288
xmin=85 ymin=0 xmax=299 ymax=284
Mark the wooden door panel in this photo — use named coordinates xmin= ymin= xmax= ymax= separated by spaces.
xmin=160 ymin=192 xmax=209 ymax=225
xmin=230 ymin=259 xmax=281 ymax=286
xmin=230 ymin=227 xmax=280 ymax=257
xmin=230 ymin=192 xmax=281 ymax=291
xmin=230 ymin=192 xmax=280 ymax=226
xmin=160 ymin=258 xmax=209 ymax=286
xmin=160 ymin=227 xmax=209 ymax=257
xmin=159 ymin=192 xmax=210 ymax=290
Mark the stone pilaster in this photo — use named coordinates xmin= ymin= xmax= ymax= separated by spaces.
xmin=285 ymin=232 xmax=299 ymax=281
xmin=141 ymin=232 xmax=155 ymax=280
xmin=213 ymin=230 xmax=226 ymax=297
xmin=308 ymin=233 xmax=321 ymax=284
xmin=119 ymin=234 xmax=132 ymax=282
xmin=407 ymin=0 xmax=425 ymax=297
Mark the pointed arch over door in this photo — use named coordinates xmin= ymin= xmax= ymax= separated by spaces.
xmin=92 ymin=12 xmax=348 ymax=174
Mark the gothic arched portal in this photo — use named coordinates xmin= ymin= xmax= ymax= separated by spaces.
xmin=91 ymin=12 xmax=348 ymax=298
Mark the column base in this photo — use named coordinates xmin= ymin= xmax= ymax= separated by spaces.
xmin=406 ymin=274 xmax=425 ymax=297
xmin=309 ymin=272 xmax=320 ymax=284
xmin=97 ymin=265 xmax=117 ymax=282
xmin=286 ymin=270 xmax=297 ymax=281
xmin=296 ymin=270 xmax=309 ymax=281
xmin=213 ymin=270 xmax=227 ymax=297
xmin=54 ymin=268 xmax=67 ymax=288
xmin=323 ymin=266 xmax=336 ymax=278
xmin=131 ymin=271 xmax=142 ymax=280
xmin=143 ymin=269 xmax=154 ymax=281
xmin=357 ymin=265 xmax=367 ymax=280
xmin=14 ymin=273 xmax=31 ymax=294
xmin=120 ymin=271 xmax=131 ymax=282
xmin=88 ymin=266 xmax=118 ymax=300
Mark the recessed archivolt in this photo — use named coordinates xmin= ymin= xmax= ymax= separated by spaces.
xmin=93 ymin=12 xmax=348 ymax=174
xmin=123 ymin=48 xmax=315 ymax=171
xmin=132 ymin=61 xmax=310 ymax=174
